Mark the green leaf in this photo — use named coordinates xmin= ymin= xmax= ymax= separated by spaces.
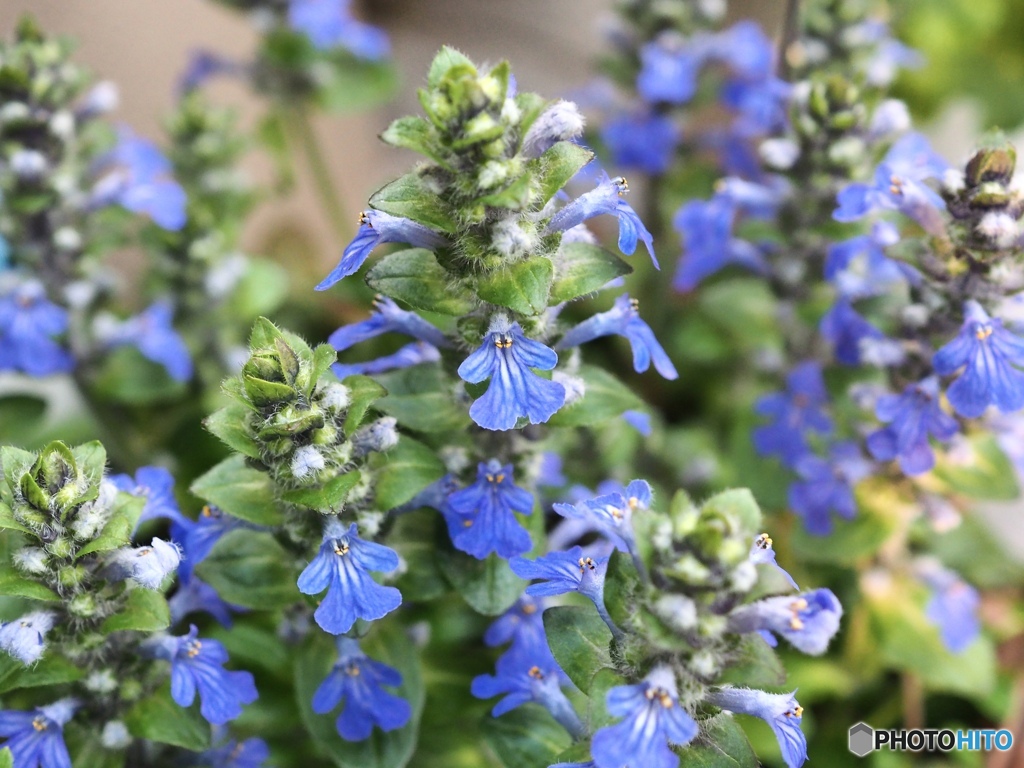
xmin=437 ymin=549 xmax=524 ymax=616
xmin=481 ymin=707 xmax=571 ymax=768
xmin=602 ymin=550 xmax=639 ymax=628
xmin=700 ymin=489 xmax=761 ymax=536
xmin=100 ymin=588 xmax=171 ymax=634
xmin=315 ymin=60 xmax=398 ymax=113
xmin=343 ymin=375 xmax=389 ymax=435
xmin=369 ymin=173 xmax=456 ymax=233
xmin=477 ymin=257 xmax=553 ymax=315
xmin=0 ymin=567 xmax=59 ymax=602
xmin=371 ymin=438 xmax=445 ymax=511
xmin=228 ymin=256 xmax=290 ymax=320
xmin=377 ymin=392 xmax=470 ymax=433
xmin=76 ymin=493 xmax=146 ymax=559
xmin=428 ymin=46 xmax=475 ymax=88
xmin=933 ymin=433 xmax=1020 ymax=500
xmin=295 ymin=625 xmax=424 ymax=768
xmin=680 ymin=713 xmax=758 ymax=768
xmin=92 ymin=346 xmax=188 ymax=405
xmin=380 ymin=116 xmax=449 ymax=167
xmin=71 ymin=441 xmax=106 ymax=481
xmin=0 ymin=748 xmax=11 ymax=768
xmin=717 ymin=634 xmax=786 ymax=688
xmin=204 ymin=405 xmax=260 ymax=459
xmin=547 ymin=364 xmax=643 ymax=427
xmin=533 ymin=142 xmax=595 ymax=203
xmin=125 ymin=685 xmax=210 ymax=750
xmin=280 ymin=470 xmax=362 ymax=511
xmin=550 ymin=242 xmax=633 ymax=303
xmin=0 ymin=395 xmax=46 ymax=442
xmin=0 ymin=500 xmax=31 ymax=534
xmin=587 ymin=668 xmax=627 ymax=731
xmin=0 ymin=652 xmax=83 ymax=694
xmin=365 ymin=248 xmax=474 ymax=316
xmin=190 ymin=455 xmax=283 ymax=526
xmin=476 ymin=172 xmax=535 ymax=210
xmin=543 ymin=605 xmax=614 ymax=694
xmin=195 ymin=529 xmax=297 ymax=609
xmin=1 ymin=446 xmax=37 ymax=503
xmin=391 ymin=510 xmax=449 ymax=602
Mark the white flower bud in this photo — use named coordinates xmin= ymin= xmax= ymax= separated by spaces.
xmin=320 ymin=383 xmax=351 ymax=412
xmin=291 ymin=445 xmax=326 ymax=480
xmin=101 ymin=721 xmax=132 ymax=750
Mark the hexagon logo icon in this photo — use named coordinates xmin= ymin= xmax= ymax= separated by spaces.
xmin=849 ymin=722 xmax=874 ymax=757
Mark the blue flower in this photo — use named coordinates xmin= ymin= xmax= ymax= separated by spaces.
xmin=103 ymin=302 xmax=193 ymax=382
xmin=148 ymin=625 xmax=257 ymax=725
xmin=172 ymin=505 xmax=243 ymax=582
xmin=0 ymin=281 xmax=73 ymax=376
xmin=673 ymin=196 xmax=765 ymax=292
xmin=0 ymin=698 xmax=76 ymax=768
xmin=113 ymin=538 xmax=181 ymax=589
xmin=636 ymin=36 xmax=708 ymax=104
xmin=601 ymin=111 xmax=678 ymax=175
xmin=536 ymin=453 xmax=567 ymax=488
xmin=707 ymin=688 xmax=806 ymax=768
xmin=484 ymin=595 xmax=548 ymax=654
xmin=752 ymin=362 xmax=832 ymax=467
xmin=591 ymin=666 xmax=698 ymax=768
xmin=0 ymin=611 xmax=56 ymax=665
xmin=110 ymin=466 xmax=189 ymax=530
xmin=169 ymin=576 xmax=239 ymax=628
xmin=546 ymin=173 xmax=657 ymax=267
xmin=720 ymin=75 xmax=792 ymax=137
xmin=834 ymin=133 xmax=948 ymax=230
xmin=288 ymin=0 xmax=390 ymax=59
xmin=749 ymin=533 xmax=798 ymax=590
xmin=313 ymin=638 xmax=411 ymax=741
xmin=445 ymin=459 xmax=533 ymax=559
xmin=297 ymin=519 xmax=402 ymax=634
xmin=788 ymin=442 xmax=872 ymax=535
xmin=824 ymin=221 xmax=919 ymax=300
xmin=457 ymin=315 xmax=566 ymax=431
xmin=866 ymin=377 xmax=958 ymax=475
xmin=92 ymin=130 xmax=187 ymax=230
xmin=920 ymin=564 xmax=980 ymax=653
xmin=933 ymin=301 xmax=1024 ymax=417
xmin=819 ymin=300 xmax=887 ymax=366
xmin=556 ymin=294 xmax=677 ymax=379
xmin=472 ymin=644 xmax=582 ymax=736
xmin=553 ymin=479 xmax=651 ymax=556
xmin=332 ymin=341 xmax=440 ymax=379
xmin=708 ymin=21 xmax=775 ymax=80
xmin=510 ymin=546 xmax=607 ymax=603
xmin=328 ymin=296 xmax=450 ymax=352
xmin=178 ymin=51 xmax=239 ymax=95
xmin=198 ymin=736 xmax=270 ymax=768
xmin=622 ymin=410 xmax=652 ymax=435
xmin=316 ymin=210 xmax=448 ymax=290
xmin=728 ymin=589 xmax=843 ymax=655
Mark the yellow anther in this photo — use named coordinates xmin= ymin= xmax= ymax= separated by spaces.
xmin=630 ymin=298 xmax=640 ymax=312
xmin=345 ymin=663 xmax=361 ymax=677
xmin=659 ymin=693 xmax=674 ymax=709
xmin=628 ymin=496 xmax=639 ymax=510
xmin=359 ymin=211 xmax=371 ymax=225
xmin=32 ymin=718 xmax=47 ymax=732
xmin=495 ymin=473 xmax=505 ymax=483
xmin=755 ymin=533 xmax=772 ymax=550
xmin=789 ymin=705 xmax=804 ymax=718
xmin=202 ymin=505 xmax=213 ymax=517
xmin=463 ymin=520 xmax=474 ymax=528
xmin=333 ymin=542 xmax=350 ymax=556
xmin=522 ymin=603 xmax=537 ymax=615
xmin=138 ymin=548 xmax=152 ymax=557
xmin=486 ymin=474 xmax=495 ymax=483
xmin=187 ymin=640 xmax=203 ymax=658
xmin=976 ymin=326 xmax=993 ymax=341
xmin=790 ymin=617 xmax=805 ymax=631
xmin=528 ymin=666 xmax=544 ymax=679
xmin=792 ymin=598 xmax=808 ymax=611
xmin=613 ymin=176 xmax=629 ymax=195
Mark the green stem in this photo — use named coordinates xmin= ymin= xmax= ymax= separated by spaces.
xmin=290 ymin=108 xmax=352 ymax=243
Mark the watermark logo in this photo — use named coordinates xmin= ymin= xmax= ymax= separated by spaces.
xmin=848 ymin=723 xmax=1014 ymax=756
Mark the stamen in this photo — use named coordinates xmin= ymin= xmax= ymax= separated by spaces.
xmin=522 ymin=603 xmax=537 ymax=615
xmin=333 ymin=541 xmax=350 ymax=556
xmin=186 ymin=640 xmax=202 ymax=658
xmin=755 ymin=533 xmax=772 ymax=550
xmin=975 ymin=325 xmax=994 ymax=341
xmin=495 ymin=473 xmax=505 ymax=484
xmin=345 ymin=663 xmax=361 ymax=677
xmin=32 ymin=717 xmax=47 ymax=732
xmin=528 ymin=666 xmax=544 ymax=680
xmin=790 ymin=617 xmax=804 ymax=630
xmin=359 ymin=211 xmax=371 ymax=226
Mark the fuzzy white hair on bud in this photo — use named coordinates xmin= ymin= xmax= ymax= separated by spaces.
xmin=491 ymin=217 xmax=536 ymax=257
xmin=291 ymin=445 xmax=326 ymax=479
xmin=320 ymin=383 xmax=351 ymax=412
xmin=521 ymin=100 xmax=585 ymax=158
xmin=977 ymin=211 xmax=1019 ymax=249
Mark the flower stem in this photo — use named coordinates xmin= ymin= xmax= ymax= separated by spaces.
xmin=289 ymin=108 xmax=351 ymax=243
xmin=594 ymin=599 xmax=625 ymax=642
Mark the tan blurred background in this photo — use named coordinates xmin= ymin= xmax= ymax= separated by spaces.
xmin=0 ymin=0 xmax=783 ymax=272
